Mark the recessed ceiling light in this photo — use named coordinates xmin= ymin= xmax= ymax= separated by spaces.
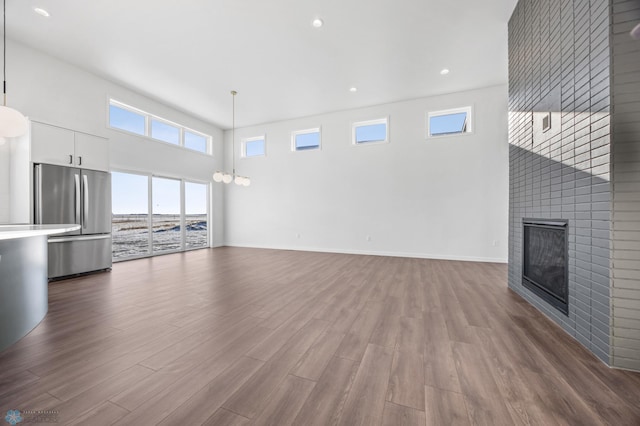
xmin=440 ymin=68 xmax=450 ymax=75
xmin=349 ymin=87 xmax=357 ymax=92
xmin=33 ymin=7 xmax=50 ymax=17
xmin=312 ymin=18 xmax=324 ymax=28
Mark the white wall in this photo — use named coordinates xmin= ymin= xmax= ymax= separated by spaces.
xmin=3 ymin=41 xmax=224 ymax=245
xmin=224 ymin=85 xmax=509 ymax=262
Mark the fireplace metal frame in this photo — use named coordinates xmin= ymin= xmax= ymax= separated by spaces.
xmin=522 ymin=218 xmax=569 ymax=315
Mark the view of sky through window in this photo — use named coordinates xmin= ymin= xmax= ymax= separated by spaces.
xmin=112 ymin=172 xmax=149 ymax=214
xmin=245 ymin=138 xmax=265 ymax=156
xmin=429 ymin=112 xmax=468 ymax=136
xmin=185 ymin=131 xmax=207 ymax=153
xmin=355 ymin=123 xmax=387 ymax=143
xmin=294 ymin=131 xmax=320 ymax=150
xmin=185 ymin=182 xmax=207 ymax=214
xmin=109 ymin=105 xmax=145 ymax=135
xmin=151 ymin=120 xmax=180 ymax=145
xmin=109 ymin=100 xmax=210 ymax=154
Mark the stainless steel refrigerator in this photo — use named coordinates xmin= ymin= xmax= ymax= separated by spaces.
xmin=34 ymin=163 xmax=112 ymax=279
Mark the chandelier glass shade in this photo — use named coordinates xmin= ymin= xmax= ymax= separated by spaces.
xmin=213 ymin=90 xmax=251 ymax=187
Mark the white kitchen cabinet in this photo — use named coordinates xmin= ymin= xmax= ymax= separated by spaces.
xmin=31 ymin=121 xmax=110 ymax=171
xmin=74 ymin=132 xmax=109 ymax=171
xmin=30 ymin=121 xmax=75 ymax=167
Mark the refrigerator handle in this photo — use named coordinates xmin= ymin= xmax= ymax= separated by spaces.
xmin=35 ymin=164 xmax=42 ymax=224
xmin=83 ymin=174 xmax=89 ymax=229
xmin=74 ymin=174 xmax=81 ymax=225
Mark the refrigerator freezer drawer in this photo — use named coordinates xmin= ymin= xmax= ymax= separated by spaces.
xmin=47 ymin=235 xmax=112 ymax=279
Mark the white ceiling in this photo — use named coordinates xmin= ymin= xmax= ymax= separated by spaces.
xmin=9 ymin=0 xmax=518 ymax=129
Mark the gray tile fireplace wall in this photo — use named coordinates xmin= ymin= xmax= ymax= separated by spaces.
xmin=508 ymin=0 xmax=612 ymax=364
xmin=611 ymin=0 xmax=640 ymax=371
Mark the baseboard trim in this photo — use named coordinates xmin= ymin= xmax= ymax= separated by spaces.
xmin=222 ymin=242 xmax=508 ymax=264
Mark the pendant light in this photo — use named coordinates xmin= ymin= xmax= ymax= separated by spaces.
xmin=213 ymin=90 xmax=250 ymax=186
xmin=0 ymin=0 xmax=28 ymax=138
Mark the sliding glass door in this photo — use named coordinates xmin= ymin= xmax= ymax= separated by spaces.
xmin=111 ymin=170 xmax=209 ymax=261
xmin=185 ymin=182 xmax=209 ymax=250
xmin=152 ymin=177 xmax=182 ymax=254
xmin=112 ymin=172 xmax=150 ymax=260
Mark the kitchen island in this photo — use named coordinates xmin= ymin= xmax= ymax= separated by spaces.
xmin=0 ymin=224 xmax=80 ymax=352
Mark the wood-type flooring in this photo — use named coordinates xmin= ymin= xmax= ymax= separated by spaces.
xmin=1 ymin=247 xmax=639 ymax=425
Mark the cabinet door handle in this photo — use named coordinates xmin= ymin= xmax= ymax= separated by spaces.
xmin=78 ymin=156 xmax=82 ymax=166
xmin=69 ymin=154 xmax=73 ymax=164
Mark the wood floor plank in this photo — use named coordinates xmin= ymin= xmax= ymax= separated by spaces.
xmin=0 ymin=249 xmax=639 ymax=425
xmin=292 ymin=356 xmax=359 ymax=426
xmin=65 ymin=401 xmax=129 ymax=426
xmin=251 ymin=374 xmax=316 ymax=426
xmin=292 ymin=330 xmax=346 ymax=380
xmin=336 ymin=301 xmax=385 ymax=361
xmin=51 ymin=364 xmax=153 ymax=425
xmin=337 ymin=343 xmax=395 ymax=426
xmin=41 ymin=322 xmax=183 ymax=401
xmin=396 ymin=316 xmax=424 ymax=354
xmin=434 ymin=262 xmax=477 ymax=344
xmin=382 ymin=402 xmax=426 ymax=426
xmin=246 ymin=301 xmax=326 ymax=362
xmin=400 ymin=260 xmax=423 ymax=318
xmin=369 ymin=297 xmax=402 ymax=349
xmin=387 ymin=350 xmax=425 ymax=411
xmin=222 ymin=318 xmax=329 ymax=418
xmin=203 ymin=409 xmax=250 ymax=426
xmin=327 ymin=307 xmax=360 ymax=334
xmin=424 ymin=385 xmax=470 ymax=426
xmin=423 ymin=310 xmax=462 ymax=393
xmin=521 ymin=369 xmax=606 ymax=426
xmin=474 ymin=326 xmax=564 ymax=426
xmin=116 ymin=324 xmax=271 ymax=424
xmin=139 ymin=314 xmax=261 ymax=371
xmin=0 ymin=369 xmax=40 ymax=399
xmin=0 ymin=391 xmax=61 ymax=414
xmin=451 ymin=341 xmax=515 ymax=426
xmin=156 ymin=356 xmax=264 ymax=425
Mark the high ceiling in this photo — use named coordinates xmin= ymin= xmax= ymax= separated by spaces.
xmin=9 ymin=0 xmax=518 ymax=129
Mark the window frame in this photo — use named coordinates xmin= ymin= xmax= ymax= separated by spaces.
xmin=108 ymin=99 xmax=212 ymax=155
xmin=241 ymin=135 xmax=267 ymax=158
xmin=426 ymin=106 xmax=473 ymax=139
xmin=352 ymin=117 xmax=389 ymax=146
xmin=291 ymin=127 xmax=322 ymax=152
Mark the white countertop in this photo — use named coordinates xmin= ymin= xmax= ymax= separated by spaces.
xmin=0 ymin=224 xmax=81 ymax=240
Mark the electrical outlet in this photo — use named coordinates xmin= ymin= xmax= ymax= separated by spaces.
xmin=492 ymin=240 xmax=499 ymax=247
xmin=366 ymin=235 xmax=371 ymax=242
xmin=296 ymin=233 xmax=301 ymax=239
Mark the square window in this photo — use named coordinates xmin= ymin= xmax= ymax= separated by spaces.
xmin=292 ymin=128 xmax=321 ymax=151
xmin=352 ymin=118 xmax=388 ymax=145
xmin=151 ymin=119 xmax=180 ymax=145
xmin=109 ymin=103 xmax=146 ymax=135
xmin=243 ymin=136 xmax=266 ymax=157
xmin=427 ymin=106 xmax=472 ymax=137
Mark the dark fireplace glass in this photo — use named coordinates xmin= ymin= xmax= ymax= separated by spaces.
xmin=523 ymin=220 xmax=568 ymax=314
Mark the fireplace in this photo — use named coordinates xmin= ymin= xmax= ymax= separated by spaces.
xmin=522 ymin=219 xmax=569 ymax=315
